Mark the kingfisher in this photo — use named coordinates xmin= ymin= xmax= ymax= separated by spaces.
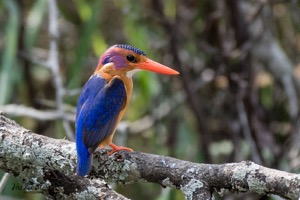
xmin=75 ymin=44 xmax=179 ymax=176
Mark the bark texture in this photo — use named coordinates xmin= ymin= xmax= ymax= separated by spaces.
xmin=0 ymin=114 xmax=299 ymax=199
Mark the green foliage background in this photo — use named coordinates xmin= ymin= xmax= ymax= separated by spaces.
xmin=0 ymin=0 xmax=300 ymax=199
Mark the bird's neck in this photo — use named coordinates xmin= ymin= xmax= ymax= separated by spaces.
xmin=94 ymin=63 xmax=133 ymax=100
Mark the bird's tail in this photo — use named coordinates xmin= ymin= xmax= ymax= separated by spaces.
xmin=76 ymin=129 xmax=92 ymax=176
xmin=76 ymin=147 xmax=92 ymax=176
xmin=76 ymin=143 xmax=92 ymax=176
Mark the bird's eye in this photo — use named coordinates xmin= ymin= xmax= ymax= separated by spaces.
xmin=126 ymin=54 xmax=137 ymax=63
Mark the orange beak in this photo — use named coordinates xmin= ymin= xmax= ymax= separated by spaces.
xmin=138 ymin=58 xmax=179 ymax=75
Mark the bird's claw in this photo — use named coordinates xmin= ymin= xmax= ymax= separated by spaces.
xmin=108 ymin=143 xmax=133 ymax=156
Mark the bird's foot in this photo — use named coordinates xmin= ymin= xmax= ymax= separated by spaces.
xmin=108 ymin=143 xmax=133 ymax=156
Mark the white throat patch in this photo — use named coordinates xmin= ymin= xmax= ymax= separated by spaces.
xmin=126 ymin=69 xmax=141 ymax=78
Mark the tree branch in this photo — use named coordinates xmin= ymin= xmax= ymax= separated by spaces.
xmin=0 ymin=113 xmax=127 ymax=199
xmin=0 ymin=114 xmax=299 ymax=199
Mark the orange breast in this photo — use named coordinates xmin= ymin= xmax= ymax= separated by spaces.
xmin=99 ymin=75 xmax=133 ymax=147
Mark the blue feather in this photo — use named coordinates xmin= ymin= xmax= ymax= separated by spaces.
xmin=76 ymin=113 xmax=92 ymax=176
xmin=76 ymin=76 xmax=106 ymax=120
xmin=115 ymin=44 xmax=147 ymax=56
xmin=75 ymin=75 xmax=126 ymax=176
xmin=102 ymin=56 xmax=111 ymax=65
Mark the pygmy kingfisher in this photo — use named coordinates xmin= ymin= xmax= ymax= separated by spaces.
xmin=76 ymin=44 xmax=179 ymax=176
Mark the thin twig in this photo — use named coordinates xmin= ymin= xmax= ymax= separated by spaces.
xmin=0 ymin=104 xmax=75 ymax=121
xmin=236 ymin=97 xmax=262 ymax=164
xmin=121 ymin=75 xmax=208 ymax=135
xmin=48 ymin=0 xmax=74 ymax=141
xmin=36 ymin=99 xmax=76 ymax=113
xmin=0 ymin=173 xmax=9 ymax=193
xmin=123 ymin=91 xmax=185 ymax=135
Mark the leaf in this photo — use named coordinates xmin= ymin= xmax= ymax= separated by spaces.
xmin=25 ymin=0 xmax=47 ymax=48
xmin=0 ymin=0 xmax=19 ymax=105
xmin=67 ymin=0 xmax=103 ymax=89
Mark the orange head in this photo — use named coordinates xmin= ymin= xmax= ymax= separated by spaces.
xmin=95 ymin=44 xmax=179 ymax=77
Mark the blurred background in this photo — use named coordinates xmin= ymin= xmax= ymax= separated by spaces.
xmin=0 ymin=0 xmax=300 ymax=199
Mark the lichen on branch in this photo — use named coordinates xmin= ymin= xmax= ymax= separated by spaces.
xmin=0 ymin=114 xmax=299 ymax=200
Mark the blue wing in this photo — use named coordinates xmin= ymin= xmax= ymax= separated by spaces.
xmin=76 ymin=75 xmax=106 ymax=121
xmin=75 ymin=75 xmax=126 ymax=176
xmin=77 ymin=75 xmax=126 ymax=152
